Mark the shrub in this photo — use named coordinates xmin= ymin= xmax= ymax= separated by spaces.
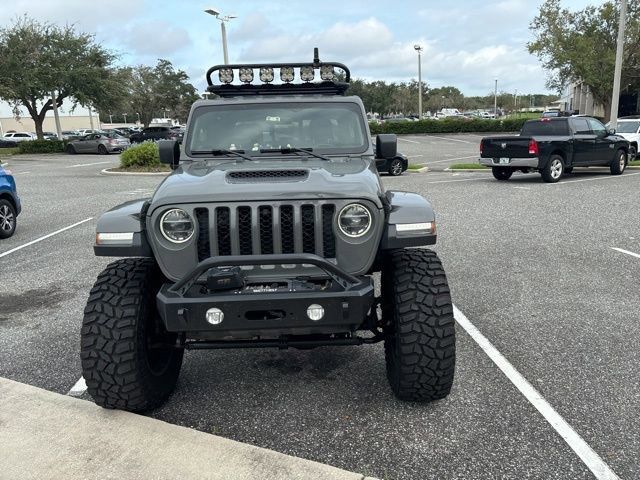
xmin=369 ymin=117 xmax=528 ymax=135
xmin=18 ymin=139 xmax=65 ymax=154
xmin=120 ymin=141 xmax=160 ymax=168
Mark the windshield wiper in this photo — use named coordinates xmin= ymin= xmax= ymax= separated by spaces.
xmin=190 ymin=149 xmax=254 ymax=162
xmin=259 ymin=147 xmax=331 ymax=161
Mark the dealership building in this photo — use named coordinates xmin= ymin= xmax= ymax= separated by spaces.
xmin=0 ymin=101 xmax=101 ymax=135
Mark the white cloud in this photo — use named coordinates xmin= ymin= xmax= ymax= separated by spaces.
xmin=122 ymin=21 xmax=192 ymax=56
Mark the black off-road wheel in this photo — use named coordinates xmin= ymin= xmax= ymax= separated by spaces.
xmin=629 ymin=144 xmax=637 ymax=161
xmin=610 ymin=149 xmax=627 ymax=175
xmin=382 ymin=249 xmax=456 ymax=402
xmin=541 ymin=154 xmax=564 ymax=183
xmin=81 ymin=258 xmax=184 ymax=412
xmin=492 ymin=167 xmax=513 ymax=181
xmin=388 ymin=158 xmax=404 ymax=176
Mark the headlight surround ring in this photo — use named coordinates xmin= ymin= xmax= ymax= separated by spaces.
xmin=160 ymin=208 xmax=195 ymax=243
xmin=338 ymin=203 xmax=372 ymax=238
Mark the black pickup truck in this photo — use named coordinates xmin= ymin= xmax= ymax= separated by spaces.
xmin=479 ymin=116 xmax=630 ymax=183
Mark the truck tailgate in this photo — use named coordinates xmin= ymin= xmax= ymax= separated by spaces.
xmin=481 ymin=136 xmax=533 ymax=158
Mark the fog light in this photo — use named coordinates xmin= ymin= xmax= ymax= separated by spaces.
xmin=307 ymin=304 xmax=324 ymax=321
xmin=206 ymin=307 xmax=224 ymax=325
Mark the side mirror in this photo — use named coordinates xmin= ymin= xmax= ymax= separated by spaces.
xmin=376 ymin=134 xmax=397 ymax=159
xmin=608 ymin=128 xmax=616 ymax=135
xmin=159 ymin=140 xmax=180 ymax=170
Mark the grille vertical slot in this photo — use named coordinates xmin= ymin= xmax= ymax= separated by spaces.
xmin=216 ymin=207 xmax=232 ymax=256
xmin=322 ymin=205 xmax=336 ymax=258
xmin=195 ymin=208 xmax=210 ymax=261
xmin=280 ymin=205 xmax=295 ymax=254
xmin=259 ymin=206 xmax=274 ymax=254
xmin=237 ymin=206 xmax=253 ymax=255
xmin=301 ymin=205 xmax=315 ymax=254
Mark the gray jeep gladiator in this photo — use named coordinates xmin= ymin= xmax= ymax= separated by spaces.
xmin=81 ymin=50 xmax=455 ymax=412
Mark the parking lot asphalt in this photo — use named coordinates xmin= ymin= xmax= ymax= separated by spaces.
xmin=1 ymin=148 xmax=639 ymax=479
xmin=395 ymin=133 xmax=486 ymax=170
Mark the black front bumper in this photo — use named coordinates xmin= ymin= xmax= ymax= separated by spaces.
xmin=156 ymin=254 xmax=375 ymax=337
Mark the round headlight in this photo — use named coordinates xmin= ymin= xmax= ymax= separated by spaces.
xmin=160 ymin=208 xmax=194 ymax=243
xmin=338 ymin=203 xmax=371 ymax=238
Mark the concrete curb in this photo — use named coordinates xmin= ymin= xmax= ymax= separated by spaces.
xmin=101 ymin=167 xmax=170 ymax=176
xmin=407 ymin=166 xmax=429 ymax=173
xmin=1 ymin=162 xmax=8 ymax=168
xmin=0 ymin=377 xmax=376 ymax=480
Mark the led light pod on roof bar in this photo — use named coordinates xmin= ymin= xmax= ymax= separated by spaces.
xmin=239 ymin=67 xmax=253 ymax=83
xmin=300 ymin=66 xmax=314 ymax=82
xmin=320 ymin=64 xmax=335 ymax=81
xmin=260 ymin=67 xmax=274 ymax=83
xmin=280 ymin=66 xmax=294 ymax=83
xmin=218 ymin=68 xmax=234 ymax=84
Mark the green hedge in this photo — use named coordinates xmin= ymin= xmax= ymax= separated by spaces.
xmin=120 ymin=142 xmax=160 ymax=168
xmin=369 ymin=118 xmax=528 ymax=135
xmin=18 ymin=139 xmax=65 ymax=154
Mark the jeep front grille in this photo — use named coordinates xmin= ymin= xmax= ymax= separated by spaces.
xmin=196 ymin=203 xmax=337 ymax=259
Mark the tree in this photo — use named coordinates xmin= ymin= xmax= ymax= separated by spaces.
xmin=0 ymin=16 xmax=119 ymax=138
xmin=122 ymin=60 xmax=199 ymax=126
xmin=528 ymin=0 xmax=640 ymax=120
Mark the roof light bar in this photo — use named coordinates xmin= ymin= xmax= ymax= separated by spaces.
xmin=205 ymin=48 xmax=351 ymax=97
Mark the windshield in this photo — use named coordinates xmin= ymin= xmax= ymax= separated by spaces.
xmin=616 ymin=121 xmax=640 ymax=133
xmin=187 ymin=102 xmax=368 ymax=155
xmin=521 ymin=120 xmax=569 ymax=136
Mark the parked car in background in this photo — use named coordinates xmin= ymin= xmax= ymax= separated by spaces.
xmin=376 ymin=151 xmax=408 ymax=176
xmin=1 ymin=132 xmax=35 ymax=143
xmin=66 ymin=132 xmax=130 ymax=155
xmin=61 ymin=130 xmax=80 ymax=140
xmin=0 ymin=165 xmax=20 ymax=239
xmin=77 ymin=128 xmax=99 ymax=136
xmin=610 ymin=116 xmax=639 ymax=159
xmin=170 ymin=126 xmax=186 ymax=143
xmin=541 ymin=111 xmax=561 ymax=118
xmin=129 ymin=126 xmax=177 ymax=143
xmin=41 ymin=132 xmax=58 ymax=140
xmin=479 ymin=116 xmax=630 ymax=183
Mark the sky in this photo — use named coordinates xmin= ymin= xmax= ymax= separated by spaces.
xmin=0 ymin=0 xmax=604 ymax=98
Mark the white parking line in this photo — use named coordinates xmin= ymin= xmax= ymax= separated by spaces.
xmin=426 ymin=177 xmax=486 ymax=184
xmin=0 ymin=217 xmax=93 ymax=259
xmin=65 ymin=161 xmax=111 ymax=168
xmin=427 ymin=155 xmax=479 ymax=164
xmin=555 ymin=172 xmax=640 ymax=185
xmin=398 ymin=138 xmax=420 ymax=144
xmin=427 ymin=135 xmax=474 ymax=144
xmin=453 ymin=305 xmax=620 ymax=480
xmin=67 ymin=376 xmax=87 ymax=397
xmin=611 ymin=247 xmax=640 ymax=259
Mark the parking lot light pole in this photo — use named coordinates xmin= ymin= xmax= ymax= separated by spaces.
xmin=610 ymin=0 xmax=627 ymax=128
xmin=205 ymin=8 xmax=237 ymax=65
xmin=494 ymin=79 xmax=498 ymax=117
xmin=414 ymin=45 xmax=423 ymax=119
xmin=50 ymin=90 xmax=63 ymax=140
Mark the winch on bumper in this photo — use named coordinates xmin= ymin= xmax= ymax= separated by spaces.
xmin=156 ymin=253 xmax=375 ymax=338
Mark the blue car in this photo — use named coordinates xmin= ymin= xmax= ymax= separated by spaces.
xmin=0 ymin=165 xmax=20 ymax=238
